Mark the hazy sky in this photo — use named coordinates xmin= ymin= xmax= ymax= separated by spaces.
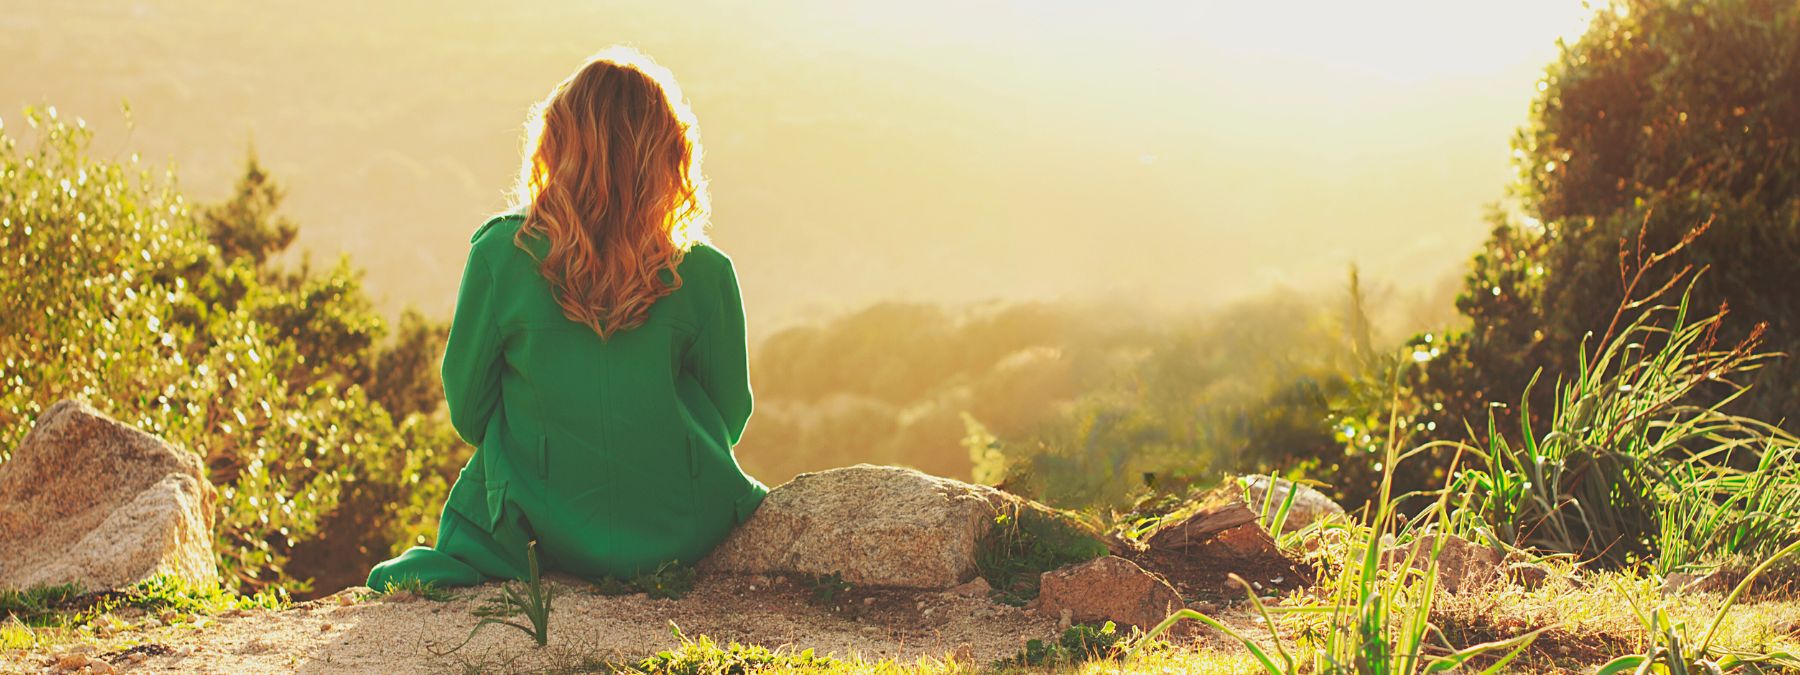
xmin=1 ymin=0 xmax=1596 ymax=335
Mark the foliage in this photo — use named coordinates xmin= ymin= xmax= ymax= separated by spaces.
xmin=1597 ymin=541 xmax=1800 ymax=674
xmin=802 ymin=572 xmax=852 ymax=606
xmin=1401 ymin=0 xmax=1800 ymax=493
xmin=974 ymin=505 xmax=1110 ymax=606
xmin=996 ymin=621 xmax=1129 ymax=668
xmin=0 ymin=584 xmax=84 ymax=626
xmin=1451 ymin=277 xmax=1799 ymax=569
xmin=375 ymin=577 xmax=454 ymax=602
xmin=1132 ymin=384 xmax=1541 ymax=674
xmin=0 ymin=574 xmax=287 ymax=629
xmin=438 ymin=541 xmax=553 ymax=653
xmin=594 ymin=561 xmax=698 ymax=601
xmin=740 ymin=290 xmax=1408 ymax=513
xmin=633 ymin=622 xmax=840 ymax=674
xmin=0 ymin=106 xmax=464 ymax=595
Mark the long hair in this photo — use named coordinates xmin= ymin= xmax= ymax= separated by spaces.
xmin=512 ymin=46 xmax=710 ymax=340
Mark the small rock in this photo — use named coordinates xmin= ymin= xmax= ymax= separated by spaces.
xmin=1145 ymin=502 xmax=1258 ymax=550
xmin=54 ymin=653 xmax=89 ymax=671
xmin=948 ymin=577 xmax=991 ymax=598
xmin=1038 ymin=556 xmax=1184 ymax=632
xmin=1506 ymin=562 xmax=1551 ymax=590
xmin=952 ymin=643 xmax=975 ymax=663
xmin=1387 ymin=533 xmax=1501 ymax=593
xmin=1212 ymin=522 xmax=1285 ymax=559
xmin=1240 ymin=475 xmax=1346 ymax=534
xmin=862 ymin=596 xmax=875 ymax=605
xmin=1663 ymin=571 xmax=1727 ymax=595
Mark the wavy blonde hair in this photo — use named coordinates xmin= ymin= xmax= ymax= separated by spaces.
xmin=512 ymin=46 xmax=710 ymax=340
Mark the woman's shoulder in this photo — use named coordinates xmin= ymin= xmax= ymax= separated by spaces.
xmin=470 ymin=211 xmax=527 ymax=246
xmin=679 ymin=241 xmax=738 ymax=285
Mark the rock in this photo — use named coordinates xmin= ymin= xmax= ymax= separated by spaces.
xmin=1388 ymin=533 xmax=1501 ymax=594
xmin=1211 ymin=522 xmax=1284 ymax=560
xmin=1037 ymin=556 xmax=1184 ymax=632
xmin=0 ymin=400 xmax=217 ymax=591
xmin=702 ymin=465 xmax=1028 ymax=589
xmin=948 ymin=577 xmax=991 ymax=598
xmin=1506 ymin=562 xmax=1551 ymax=590
xmin=1662 ymin=570 xmax=1727 ymax=595
xmin=1240 ymin=476 xmax=1345 ymax=534
xmin=1144 ymin=501 xmax=1258 ymax=551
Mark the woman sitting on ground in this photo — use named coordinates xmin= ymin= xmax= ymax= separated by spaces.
xmin=368 ymin=47 xmax=767 ymax=590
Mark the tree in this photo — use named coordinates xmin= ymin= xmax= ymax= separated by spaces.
xmin=1408 ymin=0 xmax=1800 ymax=458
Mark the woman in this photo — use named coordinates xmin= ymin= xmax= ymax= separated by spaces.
xmin=367 ymin=47 xmax=767 ymax=589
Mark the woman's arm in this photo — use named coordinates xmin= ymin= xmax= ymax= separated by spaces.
xmin=441 ymin=245 xmax=504 ymax=445
xmin=693 ymin=253 xmax=754 ymax=445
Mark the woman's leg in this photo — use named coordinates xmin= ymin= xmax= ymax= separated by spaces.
xmin=366 ymin=504 xmax=533 ymax=590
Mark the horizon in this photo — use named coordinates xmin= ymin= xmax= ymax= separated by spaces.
xmin=1 ymin=0 xmax=1598 ymax=337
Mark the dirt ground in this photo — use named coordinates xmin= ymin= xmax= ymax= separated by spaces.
xmin=2 ymin=573 xmax=1088 ymax=674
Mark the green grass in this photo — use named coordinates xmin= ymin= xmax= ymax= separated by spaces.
xmin=802 ymin=571 xmax=853 ymax=606
xmin=1450 ymin=269 xmax=1800 ymax=572
xmin=374 ymin=577 xmax=455 ymax=602
xmin=437 ymin=541 xmax=555 ymax=654
xmin=629 ymin=623 xmax=842 ymax=674
xmin=975 ymin=504 xmax=1109 ymax=606
xmin=0 ymin=583 xmax=85 ymax=626
xmin=0 ymin=575 xmax=286 ymax=630
xmin=994 ymin=622 xmax=1131 ymax=668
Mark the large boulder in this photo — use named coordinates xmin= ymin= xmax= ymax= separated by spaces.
xmin=1036 ymin=555 xmax=1185 ymax=632
xmin=702 ymin=464 xmax=1017 ymax=589
xmin=0 ymin=400 xmax=218 ymax=591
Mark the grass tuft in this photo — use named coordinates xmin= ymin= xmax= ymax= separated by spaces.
xmin=631 ymin=622 xmax=840 ymax=674
xmin=975 ymin=504 xmax=1109 ymax=605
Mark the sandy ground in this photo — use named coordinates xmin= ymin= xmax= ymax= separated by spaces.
xmin=3 ymin=573 xmax=1079 ymax=674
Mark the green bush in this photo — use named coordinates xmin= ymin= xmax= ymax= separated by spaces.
xmin=1451 ymin=279 xmax=1800 ymax=570
xmin=0 ymin=106 xmax=464 ymax=595
xmin=1399 ymin=0 xmax=1800 ymax=490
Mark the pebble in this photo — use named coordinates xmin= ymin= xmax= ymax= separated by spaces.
xmin=952 ymin=643 xmax=975 ymax=663
xmin=54 ymin=654 xmax=89 ymax=671
xmin=862 ymin=597 xmax=875 ymax=606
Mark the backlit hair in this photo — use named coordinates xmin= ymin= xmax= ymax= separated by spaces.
xmin=512 ymin=46 xmax=710 ymax=339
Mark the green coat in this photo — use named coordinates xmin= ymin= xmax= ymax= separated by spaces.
xmin=367 ymin=213 xmax=767 ymax=589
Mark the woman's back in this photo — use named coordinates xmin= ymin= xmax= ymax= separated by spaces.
xmin=365 ymin=47 xmax=767 ymax=590
xmin=437 ymin=213 xmax=765 ymax=579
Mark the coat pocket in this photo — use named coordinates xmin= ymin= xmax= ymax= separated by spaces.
xmin=538 ymin=434 xmax=549 ymax=480
xmin=686 ymin=435 xmax=701 ymax=478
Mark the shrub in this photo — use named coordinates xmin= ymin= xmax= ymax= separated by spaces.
xmin=1402 ymin=0 xmax=1800 ymax=488
xmin=0 ymin=106 xmax=464 ymax=595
